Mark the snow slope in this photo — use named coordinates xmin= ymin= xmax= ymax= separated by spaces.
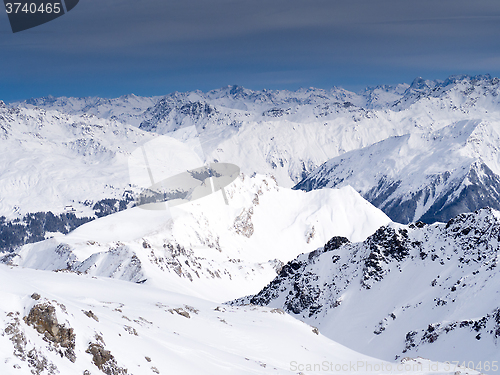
xmin=2 ymin=175 xmax=391 ymax=302
xmin=1 ymin=75 xmax=499 ymax=374
xmin=2 ymin=264 xmax=464 ymax=375
xmin=0 ymin=102 xmax=157 ymax=219
xmin=18 ymin=94 xmax=161 ymax=127
xmin=294 ymin=119 xmax=500 ymax=223
xmin=231 ymin=208 xmax=500 ymax=367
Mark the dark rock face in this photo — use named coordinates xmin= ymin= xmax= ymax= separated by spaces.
xmin=86 ymin=343 xmax=128 ymax=375
xmin=139 ymin=99 xmax=217 ymax=133
xmin=361 ymin=227 xmax=410 ymax=288
xmin=230 ymin=208 xmax=500 ymax=359
xmin=324 ymin=236 xmax=350 ymax=252
xmin=403 ymin=307 xmax=500 ymax=353
xmin=23 ymin=302 xmax=76 ymax=363
xmin=296 ymin=160 xmax=500 ymax=225
xmin=231 ymin=236 xmax=351 ymax=318
xmin=419 ymin=163 xmax=500 ymax=223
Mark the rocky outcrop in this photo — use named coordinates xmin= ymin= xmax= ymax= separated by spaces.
xmin=24 ymin=301 xmax=76 ymax=363
xmin=230 ymin=208 xmax=500 ymax=361
xmin=86 ymin=342 xmax=128 ymax=375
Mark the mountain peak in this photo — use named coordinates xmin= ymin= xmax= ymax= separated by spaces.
xmin=409 ymin=76 xmax=438 ymax=91
xmin=231 ymin=207 xmax=500 ymax=363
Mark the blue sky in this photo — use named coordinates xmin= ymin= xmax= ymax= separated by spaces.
xmin=1 ymin=0 xmax=500 ymax=102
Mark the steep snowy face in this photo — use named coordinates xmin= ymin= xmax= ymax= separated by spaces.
xmin=295 ymin=120 xmax=500 ymax=224
xmin=231 ymin=208 xmax=500 ymax=365
xmin=393 ymin=75 xmax=500 ymax=112
xmin=359 ymin=83 xmax=410 ymax=109
xmin=2 ymin=175 xmax=391 ymax=302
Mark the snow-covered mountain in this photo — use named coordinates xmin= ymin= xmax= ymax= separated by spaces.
xmin=2 ymin=74 xmax=500 ymax=374
xmin=1 ymin=175 xmax=391 ymax=302
xmin=9 ymin=75 xmax=500 ymax=188
xmin=12 ymin=85 xmax=407 ymax=188
xmin=1 ymin=264 xmax=481 ymax=375
xmin=231 ymin=208 xmax=500 ymax=366
xmin=0 ymin=100 xmax=155 ymax=219
xmin=294 ymin=119 xmax=500 ymax=223
xmin=5 ymin=74 xmax=500 ymax=223
xmin=18 ymin=94 xmax=161 ymax=127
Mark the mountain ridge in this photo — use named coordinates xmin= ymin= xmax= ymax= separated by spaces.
xmin=1 ymin=174 xmax=391 ymax=302
xmin=230 ymin=207 xmax=500 ymax=364
xmin=294 ymin=119 xmax=500 ymax=223
xmin=2 ymin=73 xmax=500 ymax=244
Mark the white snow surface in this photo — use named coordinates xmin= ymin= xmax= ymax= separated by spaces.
xmin=0 ymin=264 xmax=479 ymax=375
xmin=233 ymin=208 xmax=500 ymax=370
xmin=1 ymin=74 xmax=500 ymax=374
xmin=5 ymin=174 xmax=391 ymax=302
xmin=296 ymin=119 xmax=500 ymax=223
xmin=3 ymin=75 xmax=500 ymax=219
xmin=0 ymin=104 xmax=157 ymax=218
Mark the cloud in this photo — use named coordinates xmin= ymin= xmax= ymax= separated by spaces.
xmin=1 ymin=0 xmax=500 ymax=100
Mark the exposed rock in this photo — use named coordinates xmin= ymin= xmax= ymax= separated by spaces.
xmin=4 ymin=311 xmax=59 ymax=374
xmin=233 ymin=208 xmax=254 ymax=238
xmin=83 ymin=310 xmax=99 ymax=322
xmin=86 ymin=343 xmax=128 ymax=375
xmin=123 ymin=326 xmax=138 ymax=336
xmin=24 ymin=302 xmax=76 ymax=362
xmin=229 ymin=208 xmax=500 ymax=360
xmin=168 ymin=308 xmax=190 ymax=318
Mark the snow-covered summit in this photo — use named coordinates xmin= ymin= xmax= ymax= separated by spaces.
xmin=18 ymin=94 xmax=161 ymax=127
xmin=294 ymin=119 xmax=500 ymax=223
xmin=3 ymin=73 xmax=500 ymax=233
xmin=2 ymin=174 xmax=391 ymax=302
xmin=393 ymin=74 xmax=500 ymax=111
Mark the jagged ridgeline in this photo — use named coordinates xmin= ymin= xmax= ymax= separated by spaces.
xmin=0 ymin=195 xmax=134 ymax=252
xmin=229 ymin=207 xmax=500 ymax=363
xmin=10 ymin=74 xmax=500 ymax=225
xmin=294 ymin=120 xmax=500 ymax=224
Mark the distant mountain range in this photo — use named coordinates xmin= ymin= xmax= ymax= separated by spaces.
xmin=7 ymin=74 xmax=500 ymax=225
xmin=294 ymin=119 xmax=500 ymax=223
